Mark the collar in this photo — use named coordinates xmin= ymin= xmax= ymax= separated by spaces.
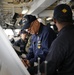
xmin=58 ymin=24 xmax=74 ymax=36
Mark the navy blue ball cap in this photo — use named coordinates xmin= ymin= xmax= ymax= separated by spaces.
xmin=53 ymin=4 xmax=72 ymax=22
xmin=21 ymin=15 xmax=37 ymax=30
xmin=20 ymin=30 xmax=28 ymax=34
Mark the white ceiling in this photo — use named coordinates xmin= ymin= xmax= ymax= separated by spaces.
xmin=27 ymin=0 xmax=57 ymax=15
xmin=0 ymin=0 xmax=74 ymax=19
xmin=0 ymin=0 xmax=57 ymax=17
xmin=0 ymin=0 xmax=74 ymax=29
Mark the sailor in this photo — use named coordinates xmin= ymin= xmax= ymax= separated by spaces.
xmin=21 ymin=15 xmax=56 ymax=75
xmin=40 ymin=4 xmax=74 ymax=75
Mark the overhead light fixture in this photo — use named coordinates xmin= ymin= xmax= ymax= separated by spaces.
xmin=58 ymin=0 xmax=71 ymax=4
xmin=46 ymin=17 xmax=52 ymax=21
xmin=22 ymin=6 xmax=28 ymax=14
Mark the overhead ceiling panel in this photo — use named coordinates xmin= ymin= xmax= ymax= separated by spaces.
xmin=27 ymin=0 xmax=57 ymax=15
